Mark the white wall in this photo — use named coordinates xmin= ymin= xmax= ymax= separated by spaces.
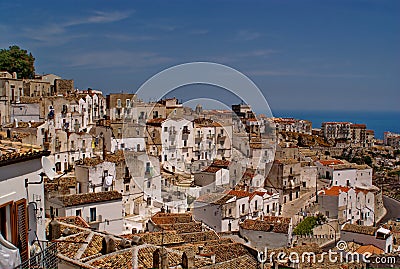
xmin=332 ymin=169 xmax=356 ymax=187
xmin=0 ymin=157 xmax=47 ymax=243
xmin=64 ymin=200 xmax=123 ymax=235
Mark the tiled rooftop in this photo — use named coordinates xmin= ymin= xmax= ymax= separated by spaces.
xmin=105 ymin=150 xmax=125 ymax=163
xmin=0 ymin=140 xmax=47 ymax=164
xmin=180 ymin=231 xmax=220 ymax=243
xmin=196 ymin=193 xmax=235 ymax=205
xmin=80 ymin=157 xmax=104 ymax=167
xmin=158 ymin=222 xmax=203 ymax=234
xmin=126 ymin=230 xmax=185 ymax=246
xmin=211 ymin=159 xmax=230 ymax=168
xmin=193 ymin=118 xmax=222 ymax=127
xmin=3 ymin=121 xmax=45 ymax=128
xmin=57 ymin=231 xmax=91 ymax=259
xmin=240 ymin=219 xmax=290 ymax=234
xmin=355 ymin=245 xmax=384 ymax=255
xmin=151 ymin=212 xmax=193 ymax=225
xmin=318 ymin=159 xmax=344 ymax=166
xmin=55 ymin=216 xmax=90 ymax=229
xmin=342 ymin=223 xmax=378 ymax=236
xmin=320 ymin=186 xmax=351 ymax=196
xmin=57 ymin=190 xmax=122 ymax=207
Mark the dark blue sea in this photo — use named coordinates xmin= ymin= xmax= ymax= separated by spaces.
xmin=270 ymin=110 xmax=400 ymax=139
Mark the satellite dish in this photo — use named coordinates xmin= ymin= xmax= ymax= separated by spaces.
xmin=42 ymin=156 xmax=57 ymax=180
xmin=105 ymin=175 xmax=113 ymax=186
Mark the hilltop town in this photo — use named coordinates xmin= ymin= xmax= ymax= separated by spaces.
xmin=1 ymin=71 xmax=400 ymax=269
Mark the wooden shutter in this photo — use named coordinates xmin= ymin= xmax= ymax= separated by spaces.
xmin=15 ymin=199 xmax=29 ymax=262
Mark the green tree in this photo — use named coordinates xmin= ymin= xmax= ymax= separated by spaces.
xmin=0 ymin=45 xmax=35 ymax=79
xmin=293 ymin=216 xmax=318 ymax=235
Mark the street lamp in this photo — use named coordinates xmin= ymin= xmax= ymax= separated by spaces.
xmin=324 ymin=222 xmax=337 ymax=245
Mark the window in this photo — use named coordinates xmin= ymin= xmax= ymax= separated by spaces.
xmin=90 ymin=208 xmax=96 ymax=222
xmin=125 ymin=185 xmax=130 ymax=192
xmin=255 ymin=200 xmax=258 ymax=210
xmin=146 ymin=162 xmax=151 ymax=173
xmin=76 ymin=209 xmax=81 ymax=216
xmin=164 ymin=155 xmax=167 ymax=161
xmin=228 ymin=208 xmax=232 ymax=215
xmin=126 ymin=99 xmax=131 ymax=107
xmin=117 ymin=99 xmax=121 ymax=107
xmin=147 ymin=180 xmax=151 ymax=188
xmin=164 ymin=127 xmax=168 ymax=132
xmin=241 ymin=204 xmax=245 ymax=214
xmin=267 ymin=205 xmax=270 ymax=213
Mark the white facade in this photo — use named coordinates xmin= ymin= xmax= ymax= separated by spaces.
xmin=47 ymin=196 xmax=124 ymax=235
xmin=0 ymin=153 xmax=47 ymax=251
xmin=111 ymin=137 xmax=146 ymax=153
xmin=161 ymin=118 xmax=194 ymax=172
xmin=75 ymin=160 xmax=116 ymax=193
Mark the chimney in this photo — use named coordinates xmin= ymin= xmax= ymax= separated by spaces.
xmin=182 ymin=249 xmax=195 ymax=269
xmin=101 ymin=235 xmax=116 ymax=254
xmin=211 ymin=253 xmax=216 ymax=264
xmin=48 ymin=217 xmax=61 ymax=240
xmin=153 ymin=248 xmax=168 ymax=269
xmin=198 ymin=245 xmax=204 ymax=255
xmin=12 ymin=72 xmax=17 ymax=79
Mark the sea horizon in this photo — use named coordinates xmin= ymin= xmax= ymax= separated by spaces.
xmin=267 ymin=110 xmax=400 ymax=139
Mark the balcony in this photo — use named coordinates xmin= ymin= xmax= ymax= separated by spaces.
xmin=87 ymin=214 xmax=102 ymax=224
xmin=14 ymin=242 xmax=58 ymax=269
xmin=123 ymin=174 xmax=131 ymax=184
xmin=217 ymin=134 xmax=226 ymax=140
xmin=206 ymin=134 xmax=215 ymax=140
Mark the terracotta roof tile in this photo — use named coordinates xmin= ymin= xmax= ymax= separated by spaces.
xmin=342 ymin=224 xmax=378 ymax=235
xmin=240 ymin=218 xmax=290 ymax=234
xmin=58 ymin=190 xmax=122 ymax=207
xmin=355 ymin=245 xmax=384 ymax=255
xmin=151 ymin=212 xmax=193 ymax=225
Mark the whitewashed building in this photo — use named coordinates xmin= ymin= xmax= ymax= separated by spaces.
xmin=46 ymin=191 xmax=123 ymax=235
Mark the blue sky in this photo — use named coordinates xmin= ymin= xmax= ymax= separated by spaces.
xmin=1 ymin=0 xmax=399 ymax=112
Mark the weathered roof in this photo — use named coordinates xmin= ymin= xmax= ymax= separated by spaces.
xmin=240 ymin=219 xmax=290 ymax=234
xmin=151 ymin=212 xmax=193 ymax=225
xmin=342 ymin=223 xmax=378 ymax=236
xmin=58 ymin=191 xmax=122 ymax=207
xmin=105 ymin=150 xmax=125 ymax=163
xmin=80 ymin=157 xmax=104 ymax=167
xmin=320 ymin=186 xmax=351 ymax=196
xmin=55 ymin=216 xmax=90 ymax=229
xmin=317 ymin=159 xmax=344 ymax=166
xmin=211 ymin=159 xmax=230 ymax=168
xmin=0 ymin=142 xmax=48 ymax=166
xmin=128 ymin=230 xmax=185 ymax=245
xmin=355 ymin=245 xmax=384 ymax=255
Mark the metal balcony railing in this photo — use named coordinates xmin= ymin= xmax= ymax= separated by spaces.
xmin=14 ymin=242 xmax=58 ymax=269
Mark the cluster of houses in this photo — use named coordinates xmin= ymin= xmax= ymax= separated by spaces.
xmin=1 ymin=70 xmax=398 ymax=268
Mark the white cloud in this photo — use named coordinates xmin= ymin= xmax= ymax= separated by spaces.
xmin=65 ymin=50 xmax=173 ymax=69
xmin=64 ymin=10 xmax=132 ymax=27
xmin=237 ymin=30 xmax=262 ymax=41
xmin=189 ymin=29 xmax=209 ymax=35
xmin=247 ymin=69 xmax=371 ymax=78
